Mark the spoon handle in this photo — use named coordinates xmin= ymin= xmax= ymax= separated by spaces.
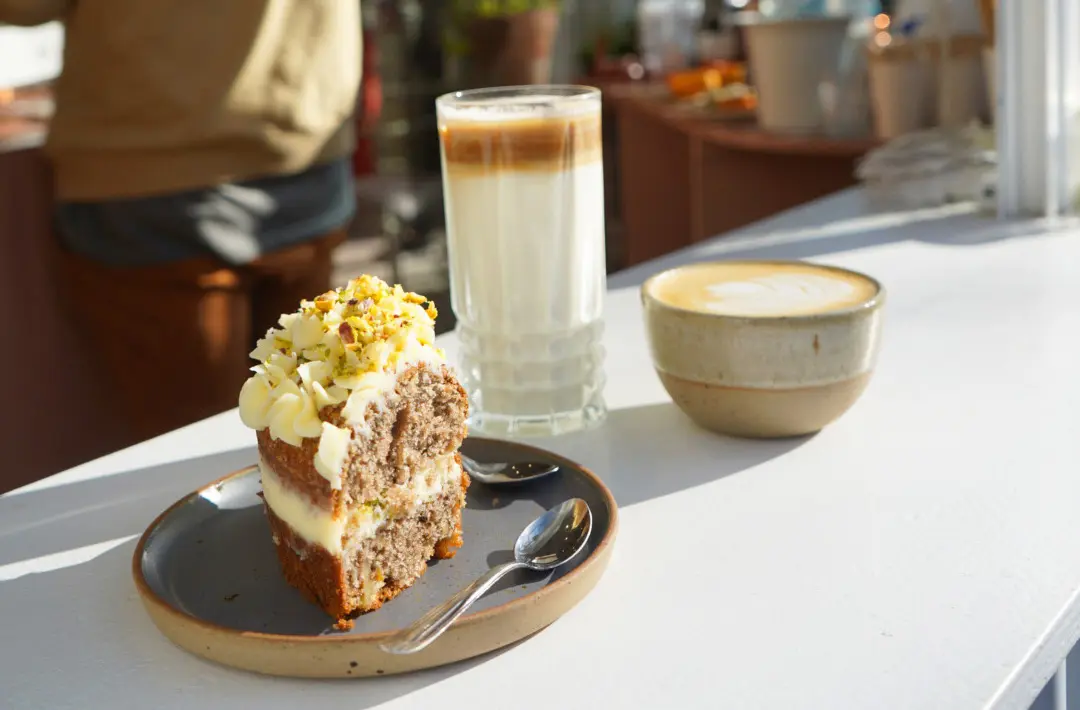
xmin=380 ymin=560 xmax=526 ymax=655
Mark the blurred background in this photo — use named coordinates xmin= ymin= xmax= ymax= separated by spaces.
xmin=0 ymin=0 xmax=998 ymax=490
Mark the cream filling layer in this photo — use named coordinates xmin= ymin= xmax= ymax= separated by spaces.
xmin=259 ymin=453 xmax=461 ymax=555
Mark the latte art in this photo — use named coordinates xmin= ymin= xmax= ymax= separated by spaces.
xmin=649 ymin=261 xmax=878 ymax=317
xmin=702 ymin=273 xmax=858 ymax=316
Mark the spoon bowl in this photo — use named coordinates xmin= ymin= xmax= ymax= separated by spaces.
xmin=380 ymin=498 xmax=593 ymax=654
xmin=460 ymin=453 xmax=560 ymax=486
xmin=514 ymin=498 xmax=592 ymax=570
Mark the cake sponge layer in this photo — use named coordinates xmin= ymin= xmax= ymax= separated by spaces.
xmin=266 ymin=465 xmax=469 ymax=620
xmin=257 ymin=362 xmax=469 ymax=511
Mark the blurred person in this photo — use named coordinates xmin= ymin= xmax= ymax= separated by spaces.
xmin=0 ymin=1 xmax=362 ymax=442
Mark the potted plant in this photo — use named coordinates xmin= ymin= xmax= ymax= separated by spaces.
xmin=446 ymin=0 xmax=563 ymax=87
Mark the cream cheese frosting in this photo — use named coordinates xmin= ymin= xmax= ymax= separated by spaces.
xmin=238 ymin=275 xmax=446 ymax=487
xmin=258 ymin=453 xmax=461 ymax=555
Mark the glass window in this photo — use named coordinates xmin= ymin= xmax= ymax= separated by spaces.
xmin=995 ymin=0 xmax=1080 ymax=217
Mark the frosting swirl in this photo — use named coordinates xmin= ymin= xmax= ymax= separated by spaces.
xmin=238 ymin=275 xmax=445 ymax=485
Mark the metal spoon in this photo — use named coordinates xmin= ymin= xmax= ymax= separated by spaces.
xmin=379 ymin=498 xmax=592 ymax=655
xmin=460 ymin=453 xmax=560 ymax=485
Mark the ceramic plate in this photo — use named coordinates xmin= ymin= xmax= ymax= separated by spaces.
xmin=132 ymin=437 xmax=618 ymax=678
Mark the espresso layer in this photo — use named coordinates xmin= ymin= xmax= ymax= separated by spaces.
xmin=439 ymin=114 xmax=602 ymax=172
xmin=649 ymin=262 xmax=879 ymax=317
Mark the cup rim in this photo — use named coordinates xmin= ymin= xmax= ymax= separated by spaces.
xmin=640 ymin=259 xmax=886 ymax=322
xmin=436 ymin=85 xmax=601 ymax=110
xmin=733 ymin=12 xmax=853 ymax=28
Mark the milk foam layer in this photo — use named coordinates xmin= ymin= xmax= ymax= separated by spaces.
xmin=439 ymin=93 xmax=599 ymax=121
xmin=650 ymin=262 xmax=878 ymax=317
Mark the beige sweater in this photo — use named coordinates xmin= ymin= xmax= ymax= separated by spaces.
xmin=0 ymin=0 xmax=361 ymax=200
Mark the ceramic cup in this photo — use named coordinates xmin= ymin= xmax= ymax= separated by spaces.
xmin=641 ymin=260 xmax=885 ymax=438
xmin=739 ymin=14 xmax=851 ymax=133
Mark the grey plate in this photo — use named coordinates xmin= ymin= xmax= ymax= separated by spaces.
xmin=135 ymin=437 xmax=617 ymax=641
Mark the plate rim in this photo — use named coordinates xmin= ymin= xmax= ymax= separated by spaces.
xmin=131 ymin=436 xmax=619 ymax=646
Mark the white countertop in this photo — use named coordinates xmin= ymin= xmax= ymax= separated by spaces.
xmin=4 ymin=190 xmax=1079 ymax=710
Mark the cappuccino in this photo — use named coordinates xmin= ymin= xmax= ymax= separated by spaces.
xmin=647 ymin=261 xmax=878 ymax=317
xmin=641 ymin=259 xmax=885 ymax=438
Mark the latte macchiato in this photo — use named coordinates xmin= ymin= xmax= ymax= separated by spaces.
xmin=641 ymin=260 xmax=885 ymax=438
xmin=437 ymin=86 xmax=607 ymax=436
xmin=646 ymin=261 xmax=879 ymax=317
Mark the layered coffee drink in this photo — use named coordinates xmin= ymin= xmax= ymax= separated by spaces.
xmin=647 ymin=261 xmax=878 ymax=317
xmin=437 ymin=86 xmax=607 ymax=436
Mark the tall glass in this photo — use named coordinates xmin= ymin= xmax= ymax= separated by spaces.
xmin=436 ymin=86 xmax=607 ymax=437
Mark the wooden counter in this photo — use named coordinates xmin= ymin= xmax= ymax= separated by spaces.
xmin=608 ymin=83 xmax=879 ymax=266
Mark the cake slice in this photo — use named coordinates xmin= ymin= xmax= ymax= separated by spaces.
xmin=237 ymin=275 xmax=469 ymax=622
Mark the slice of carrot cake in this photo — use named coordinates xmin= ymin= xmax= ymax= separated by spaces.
xmin=238 ymin=275 xmax=469 ymax=621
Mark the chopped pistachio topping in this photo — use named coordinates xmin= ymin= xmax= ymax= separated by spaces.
xmin=238 ymin=275 xmax=445 ymax=452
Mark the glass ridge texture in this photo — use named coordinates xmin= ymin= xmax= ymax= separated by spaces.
xmin=436 ymin=85 xmax=607 ymax=437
